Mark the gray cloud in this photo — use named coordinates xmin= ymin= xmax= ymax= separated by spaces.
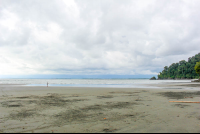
xmin=0 ymin=0 xmax=200 ymax=75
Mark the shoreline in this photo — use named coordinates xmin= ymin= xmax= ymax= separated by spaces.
xmin=0 ymin=82 xmax=200 ymax=133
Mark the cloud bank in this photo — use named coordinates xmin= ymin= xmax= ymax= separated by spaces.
xmin=0 ymin=0 xmax=200 ymax=75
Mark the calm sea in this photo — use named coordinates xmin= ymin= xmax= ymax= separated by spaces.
xmin=0 ymin=79 xmax=191 ymax=88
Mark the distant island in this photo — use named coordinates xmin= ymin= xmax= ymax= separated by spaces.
xmin=150 ymin=53 xmax=200 ymax=81
xmin=150 ymin=76 xmax=156 ymax=80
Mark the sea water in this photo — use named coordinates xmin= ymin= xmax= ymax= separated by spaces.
xmin=0 ymin=79 xmax=191 ymax=88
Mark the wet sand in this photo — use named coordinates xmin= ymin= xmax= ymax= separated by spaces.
xmin=0 ymin=83 xmax=200 ymax=133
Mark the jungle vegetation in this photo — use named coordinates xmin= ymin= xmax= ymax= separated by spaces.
xmin=194 ymin=62 xmax=200 ymax=79
xmin=157 ymin=53 xmax=200 ymax=79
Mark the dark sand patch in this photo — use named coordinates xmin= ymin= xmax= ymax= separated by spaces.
xmin=7 ymin=105 xmax=22 ymax=107
xmin=1 ymin=100 xmax=23 ymax=107
xmin=80 ymin=101 xmax=138 ymax=112
xmin=3 ymin=93 xmax=89 ymax=123
xmin=197 ymin=116 xmax=200 ymax=120
xmin=173 ymin=104 xmax=191 ymax=108
xmin=54 ymin=109 xmax=88 ymax=125
xmin=162 ymin=88 xmax=183 ymax=89
xmin=103 ymin=128 xmax=118 ymax=133
xmin=178 ymin=84 xmax=200 ymax=87
xmin=97 ymin=95 xmax=113 ymax=99
xmin=157 ymin=91 xmax=200 ymax=99
xmin=9 ymin=109 xmax=39 ymax=120
xmin=124 ymin=94 xmax=138 ymax=96
xmin=54 ymin=110 xmax=142 ymax=127
xmin=109 ymin=91 xmax=141 ymax=94
xmin=70 ymin=94 xmax=80 ymax=97
xmin=81 ymin=104 xmax=103 ymax=111
xmin=37 ymin=96 xmax=87 ymax=107
xmin=53 ymin=101 xmax=140 ymax=126
xmin=141 ymin=90 xmax=148 ymax=92
xmin=104 ymin=102 xmax=138 ymax=109
xmin=2 ymin=94 xmax=89 ymax=108
xmin=15 ymin=96 xmax=30 ymax=99
xmin=135 ymin=96 xmax=144 ymax=101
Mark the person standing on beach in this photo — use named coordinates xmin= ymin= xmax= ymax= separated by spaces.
xmin=47 ymin=82 xmax=48 ymax=87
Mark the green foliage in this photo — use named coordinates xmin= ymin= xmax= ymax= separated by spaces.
xmin=158 ymin=53 xmax=200 ymax=79
xmin=194 ymin=62 xmax=200 ymax=76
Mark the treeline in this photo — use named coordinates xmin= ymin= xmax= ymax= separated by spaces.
xmin=158 ymin=53 xmax=200 ymax=79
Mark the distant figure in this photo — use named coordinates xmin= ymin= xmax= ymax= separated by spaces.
xmin=47 ymin=82 xmax=48 ymax=87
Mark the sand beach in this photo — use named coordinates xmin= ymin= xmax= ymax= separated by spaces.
xmin=0 ymin=82 xmax=200 ymax=133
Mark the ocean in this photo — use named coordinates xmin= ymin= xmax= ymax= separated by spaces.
xmin=0 ymin=79 xmax=192 ymax=88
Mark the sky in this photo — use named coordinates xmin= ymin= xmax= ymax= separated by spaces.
xmin=0 ymin=0 xmax=200 ymax=77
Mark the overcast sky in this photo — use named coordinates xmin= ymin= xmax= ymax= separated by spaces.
xmin=0 ymin=0 xmax=200 ymax=76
